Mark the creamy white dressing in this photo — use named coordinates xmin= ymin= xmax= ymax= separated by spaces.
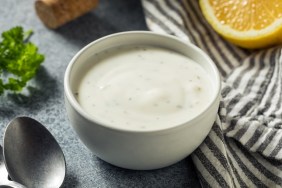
xmin=76 ymin=45 xmax=213 ymax=131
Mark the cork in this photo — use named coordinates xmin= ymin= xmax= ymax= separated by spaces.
xmin=35 ymin=0 xmax=99 ymax=29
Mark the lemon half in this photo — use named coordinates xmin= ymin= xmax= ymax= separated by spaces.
xmin=199 ymin=0 xmax=282 ymax=49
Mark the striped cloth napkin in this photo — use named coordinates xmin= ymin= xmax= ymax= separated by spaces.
xmin=141 ymin=1 xmax=282 ymax=187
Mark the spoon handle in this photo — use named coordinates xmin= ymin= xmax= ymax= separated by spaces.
xmin=0 ymin=181 xmax=27 ymax=188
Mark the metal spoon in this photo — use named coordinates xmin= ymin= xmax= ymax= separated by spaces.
xmin=0 ymin=145 xmax=26 ymax=188
xmin=3 ymin=117 xmax=66 ymax=188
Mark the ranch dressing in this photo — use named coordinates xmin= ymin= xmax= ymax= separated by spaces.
xmin=77 ymin=45 xmax=213 ymax=131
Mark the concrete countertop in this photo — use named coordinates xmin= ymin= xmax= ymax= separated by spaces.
xmin=0 ymin=0 xmax=200 ymax=187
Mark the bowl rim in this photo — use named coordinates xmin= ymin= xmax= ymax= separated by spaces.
xmin=64 ymin=31 xmax=221 ymax=133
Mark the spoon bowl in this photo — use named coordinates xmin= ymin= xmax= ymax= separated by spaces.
xmin=3 ymin=117 xmax=66 ymax=188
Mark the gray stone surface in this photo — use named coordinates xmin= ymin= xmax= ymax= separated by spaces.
xmin=0 ymin=0 xmax=200 ymax=187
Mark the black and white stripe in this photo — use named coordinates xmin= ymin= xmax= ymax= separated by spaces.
xmin=141 ymin=0 xmax=282 ymax=187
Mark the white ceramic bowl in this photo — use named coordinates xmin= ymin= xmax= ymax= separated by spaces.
xmin=64 ymin=31 xmax=221 ymax=170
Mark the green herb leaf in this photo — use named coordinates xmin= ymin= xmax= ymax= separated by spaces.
xmin=0 ymin=26 xmax=44 ymax=95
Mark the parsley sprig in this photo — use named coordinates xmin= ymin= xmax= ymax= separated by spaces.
xmin=0 ymin=26 xmax=44 ymax=95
